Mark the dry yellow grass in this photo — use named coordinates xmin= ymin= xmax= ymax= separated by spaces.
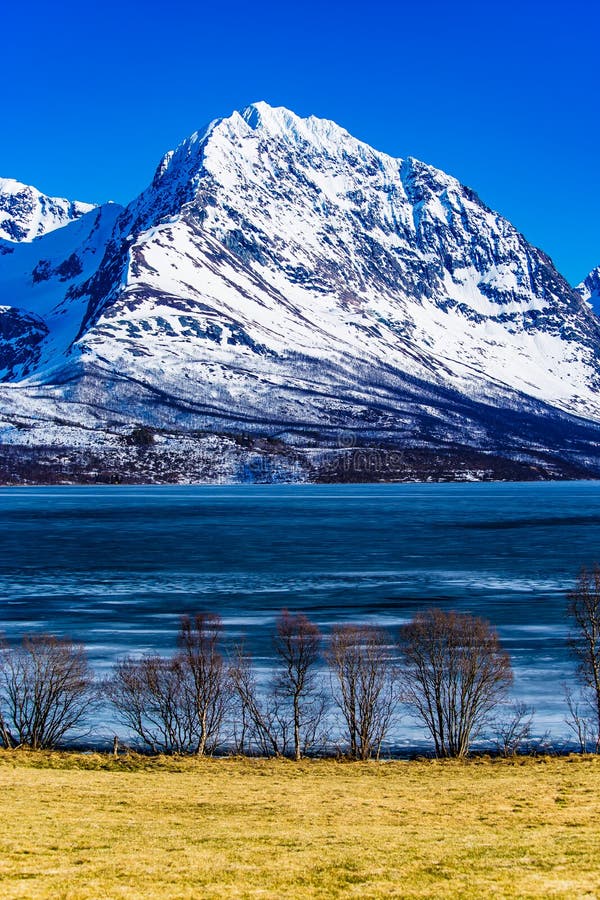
xmin=1 ymin=752 xmax=600 ymax=899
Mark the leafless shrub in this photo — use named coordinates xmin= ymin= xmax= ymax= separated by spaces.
xmin=492 ymin=701 xmax=535 ymax=757
xmin=566 ymin=567 xmax=600 ymax=750
xmin=399 ymin=609 xmax=513 ymax=758
xmin=0 ymin=634 xmax=93 ymax=749
xmin=326 ymin=624 xmax=399 ymax=760
xmin=106 ymin=654 xmax=196 ymax=754
xmin=526 ymin=730 xmax=555 ymax=755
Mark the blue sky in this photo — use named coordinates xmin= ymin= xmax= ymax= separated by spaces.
xmin=2 ymin=0 xmax=598 ymax=284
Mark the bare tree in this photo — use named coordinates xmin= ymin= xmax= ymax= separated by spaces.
xmin=0 ymin=634 xmax=93 ymax=749
xmin=492 ymin=701 xmax=535 ymax=757
xmin=566 ymin=567 xmax=600 ymax=750
xmin=564 ymin=684 xmax=597 ymax=754
xmin=399 ymin=609 xmax=512 ymax=758
xmin=229 ymin=644 xmax=287 ymax=756
xmin=327 ymin=624 xmax=399 ymax=760
xmin=273 ymin=611 xmax=323 ymax=760
xmin=107 ymin=654 xmax=197 ymax=754
xmin=229 ymin=614 xmax=326 ymax=759
xmin=107 ymin=614 xmax=230 ymax=755
xmin=178 ymin=614 xmax=230 ymax=756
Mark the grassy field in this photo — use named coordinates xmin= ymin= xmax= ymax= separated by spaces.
xmin=1 ymin=752 xmax=600 ymax=899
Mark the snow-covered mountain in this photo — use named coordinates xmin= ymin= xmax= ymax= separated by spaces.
xmin=0 ymin=178 xmax=94 ymax=243
xmin=577 ymin=266 xmax=600 ymax=315
xmin=0 ymin=102 xmax=599 ymax=483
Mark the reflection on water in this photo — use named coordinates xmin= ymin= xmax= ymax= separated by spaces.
xmin=1 ymin=481 xmax=599 ymax=740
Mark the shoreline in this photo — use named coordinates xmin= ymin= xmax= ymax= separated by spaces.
xmin=0 ymin=746 xmax=588 ymax=766
xmin=2 ymin=477 xmax=600 ymax=488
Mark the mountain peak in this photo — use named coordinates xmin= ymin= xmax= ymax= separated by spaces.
xmin=0 ymin=177 xmax=95 ymax=243
xmin=576 ymin=265 xmax=600 ymax=314
xmin=240 ymin=100 xmax=285 ymax=129
xmin=0 ymin=177 xmax=28 ymax=194
xmin=237 ymin=101 xmax=372 ymax=152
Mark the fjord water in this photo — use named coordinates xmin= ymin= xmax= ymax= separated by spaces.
xmin=1 ymin=482 xmax=599 ymax=743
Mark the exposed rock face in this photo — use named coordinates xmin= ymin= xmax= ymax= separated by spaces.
xmin=0 ymin=306 xmax=48 ymax=379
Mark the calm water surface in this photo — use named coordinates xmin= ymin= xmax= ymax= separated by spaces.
xmin=1 ymin=482 xmax=599 ymax=743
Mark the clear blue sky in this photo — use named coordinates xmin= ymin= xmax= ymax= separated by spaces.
xmin=2 ymin=0 xmax=598 ymax=284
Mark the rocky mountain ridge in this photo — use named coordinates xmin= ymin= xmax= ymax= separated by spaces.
xmin=0 ymin=178 xmax=94 ymax=243
xmin=577 ymin=266 xmax=600 ymax=315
